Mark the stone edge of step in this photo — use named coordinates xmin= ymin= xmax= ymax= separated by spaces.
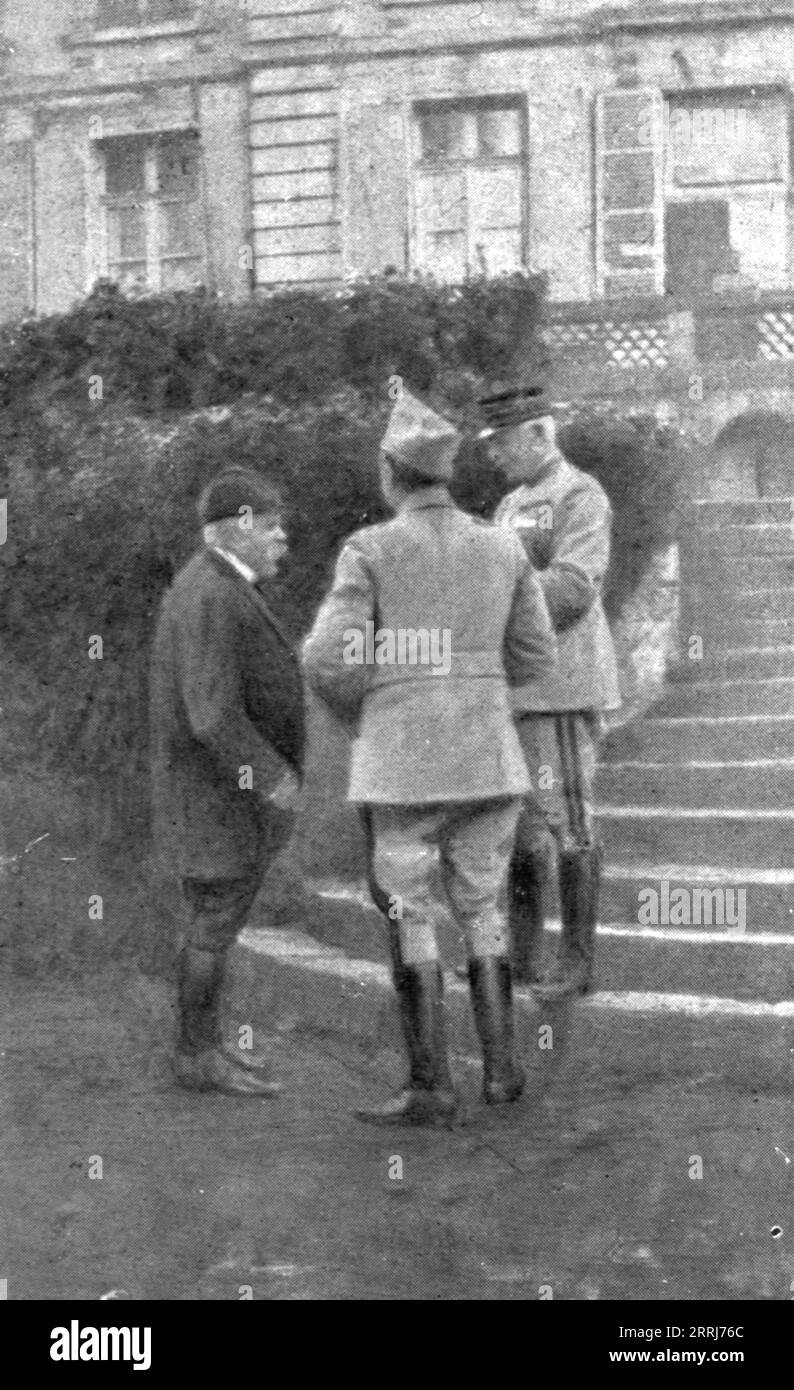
xmin=233 ymin=925 xmax=794 ymax=1028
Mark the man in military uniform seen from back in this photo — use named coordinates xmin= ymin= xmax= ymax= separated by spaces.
xmin=303 ymin=388 xmax=556 ymax=1125
xmin=479 ymin=387 xmax=621 ymax=1002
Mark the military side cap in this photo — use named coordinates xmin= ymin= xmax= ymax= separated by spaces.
xmin=478 ymin=385 xmax=551 ymax=435
xmin=381 ymin=388 xmax=461 ymax=482
xmin=197 ymin=467 xmax=282 ymax=524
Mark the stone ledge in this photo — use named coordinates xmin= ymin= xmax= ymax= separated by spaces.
xmin=228 ymin=925 xmax=794 ymax=1090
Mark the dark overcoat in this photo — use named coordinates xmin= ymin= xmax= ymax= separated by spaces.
xmin=150 ymin=548 xmax=305 ymax=879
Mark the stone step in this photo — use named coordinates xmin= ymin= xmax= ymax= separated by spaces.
xmin=695 ymin=524 xmax=794 ymax=557
xmin=596 ymin=757 xmax=794 ymax=809
xmin=688 ymin=587 xmax=794 ymax=622
xmin=690 ymin=498 xmax=794 ymax=525
xmin=302 ymin=855 xmax=794 ymax=944
xmin=654 ymin=677 xmax=794 ymax=718
xmin=264 ymin=878 xmax=794 ymax=1000
xmin=679 ymin=553 xmax=794 ymax=591
xmin=600 ymin=863 xmax=794 ymax=934
xmin=669 ymin=647 xmax=794 ymax=683
xmin=231 ymin=927 xmax=794 ymax=1092
xmin=604 ymin=713 xmax=794 ymax=762
xmin=703 ymin=616 xmax=794 ymax=647
xmin=598 ymin=805 xmax=794 ymax=872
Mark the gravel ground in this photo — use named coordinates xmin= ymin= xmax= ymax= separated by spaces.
xmin=3 ymin=966 xmax=794 ymax=1301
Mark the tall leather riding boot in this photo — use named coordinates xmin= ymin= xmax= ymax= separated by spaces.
xmin=508 ymin=846 xmax=547 ymax=985
xmin=468 ymin=956 xmax=525 ymax=1105
xmin=176 ymin=944 xmax=223 ymax=1054
xmin=174 ymin=945 xmax=280 ymax=1096
xmin=532 ymin=847 xmax=600 ymax=1004
xmin=355 ymin=962 xmax=458 ymax=1125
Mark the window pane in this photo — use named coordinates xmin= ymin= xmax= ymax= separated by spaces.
xmin=468 ymin=166 xmax=522 ymax=228
xmin=417 ymin=171 xmax=466 ymax=232
xmin=423 ymin=232 xmax=468 ymax=282
xmin=105 ymin=138 xmax=146 ymax=197
xmin=107 ymin=204 xmax=146 ymax=260
xmin=477 ymin=108 xmax=521 ymax=158
xmin=159 ymin=200 xmax=201 ymax=256
xmin=157 ymin=133 xmax=200 ymax=198
xmin=419 ymin=111 xmax=468 ymax=162
xmin=161 ymin=257 xmax=204 ymax=291
xmin=470 ymin=229 xmax=522 ymax=276
xmin=107 ymin=261 xmax=149 ymax=292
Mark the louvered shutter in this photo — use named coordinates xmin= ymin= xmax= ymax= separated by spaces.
xmin=595 ymin=89 xmax=664 ymax=297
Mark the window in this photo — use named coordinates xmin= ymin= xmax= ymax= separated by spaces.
xmin=413 ymin=100 xmax=525 ymax=281
xmin=667 ymin=93 xmax=787 ymax=187
xmin=663 ymin=91 xmax=790 ymax=293
xmin=101 ymin=133 xmax=204 ymax=293
xmin=96 ymin=0 xmax=193 ymax=26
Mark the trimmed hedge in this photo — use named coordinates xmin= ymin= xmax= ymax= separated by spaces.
xmin=0 ymin=274 xmax=546 ymax=418
xmin=0 ymin=277 xmax=687 ymax=858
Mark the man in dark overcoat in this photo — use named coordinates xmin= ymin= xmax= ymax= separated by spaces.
xmin=150 ymin=467 xmax=305 ymax=1094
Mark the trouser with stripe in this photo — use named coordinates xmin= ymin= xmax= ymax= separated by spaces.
xmin=514 ymin=711 xmax=601 ymax=857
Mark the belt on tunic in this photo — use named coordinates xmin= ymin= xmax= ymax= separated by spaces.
xmin=370 ymin=651 xmax=504 ymax=689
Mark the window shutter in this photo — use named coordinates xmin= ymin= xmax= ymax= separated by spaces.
xmin=595 ymin=89 xmax=663 ymax=297
xmin=343 ymin=102 xmax=408 ymax=276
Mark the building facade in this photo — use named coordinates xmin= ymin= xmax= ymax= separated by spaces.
xmin=0 ymin=0 xmax=250 ymax=320
xmin=1 ymin=0 xmax=794 ymax=319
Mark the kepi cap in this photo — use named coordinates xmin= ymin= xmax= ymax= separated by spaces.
xmin=478 ymin=385 xmax=553 ymax=437
xmin=381 ymin=388 xmax=461 ymax=482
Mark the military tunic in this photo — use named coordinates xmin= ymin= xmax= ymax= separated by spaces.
xmin=494 ymin=451 xmax=620 ymax=855
xmin=303 ymin=486 xmax=557 ymax=964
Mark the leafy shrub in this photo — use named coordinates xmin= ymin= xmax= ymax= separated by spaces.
xmin=0 ymin=273 xmax=545 ymax=420
xmin=559 ymin=414 xmax=688 ymax=616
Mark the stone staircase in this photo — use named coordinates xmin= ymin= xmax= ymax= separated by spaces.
xmin=597 ymin=498 xmax=794 ymax=978
xmin=291 ymin=497 xmax=794 ymax=1004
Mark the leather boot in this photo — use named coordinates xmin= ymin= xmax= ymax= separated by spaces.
xmin=453 ymin=846 xmax=547 ymax=985
xmin=469 ymin=956 xmax=525 ymax=1105
xmin=355 ymin=962 xmax=458 ymax=1125
xmin=508 ymin=845 xmax=547 ymax=985
xmin=532 ymin=847 xmax=600 ymax=1004
xmin=174 ymin=946 xmax=281 ymax=1097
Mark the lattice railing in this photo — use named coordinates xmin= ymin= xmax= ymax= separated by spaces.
xmin=544 ymin=312 xmax=669 ymax=370
xmin=757 ymin=307 xmax=794 ymax=360
xmin=548 ymin=296 xmax=794 ymax=372
xmin=695 ymin=299 xmax=794 ymax=364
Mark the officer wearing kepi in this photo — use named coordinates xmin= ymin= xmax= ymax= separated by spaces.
xmin=478 ymin=386 xmax=621 ymax=1002
xmin=303 ymin=388 xmax=556 ymax=1124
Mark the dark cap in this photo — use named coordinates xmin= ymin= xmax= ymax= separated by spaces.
xmin=478 ymin=385 xmax=552 ymax=435
xmin=197 ymin=468 xmax=282 ymax=525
